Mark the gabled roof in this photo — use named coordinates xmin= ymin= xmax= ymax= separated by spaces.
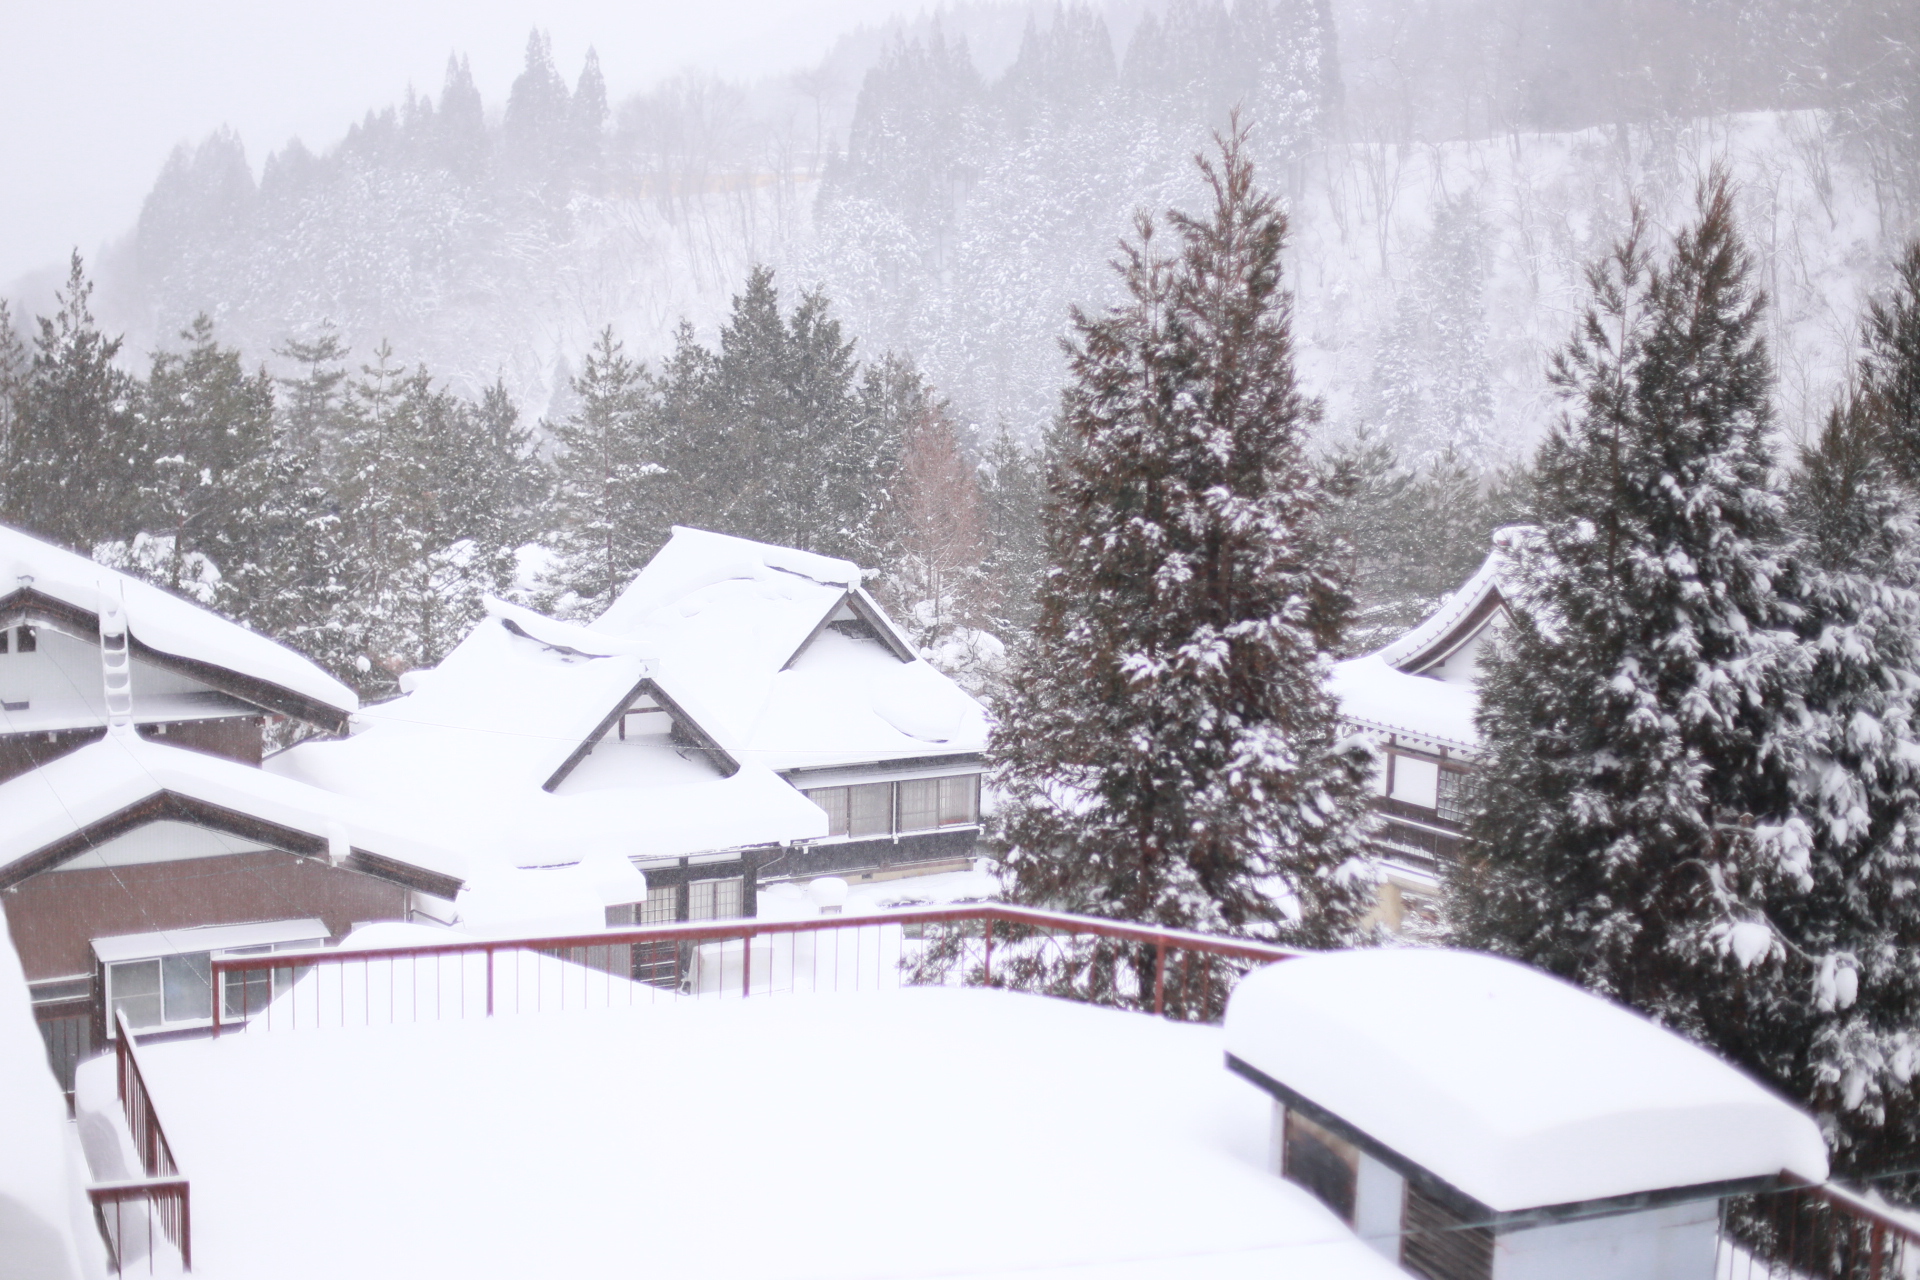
xmin=1371 ymin=527 xmax=1526 ymax=676
xmin=0 ymin=734 xmax=465 ymax=898
xmin=269 ymin=597 xmax=827 ymax=867
xmin=587 ymin=528 xmax=989 ymax=773
xmin=0 ymin=523 xmax=356 ymax=731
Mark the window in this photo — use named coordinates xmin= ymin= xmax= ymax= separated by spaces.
xmin=640 ymin=885 xmax=678 ymax=924
xmin=105 ymin=932 xmax=322 ymax=1034
xmin=1435 ymin=769 xmax=1474 ymax=825
xmin=848 ymin=783 xmax=892 ymax=837
xmin=805 ymin=775 xmax=982 ymax=838
xmin=1283 ymin=1109 xmax=1358 ymax=1224
xmin=688 ymin=878 xmax=743 ymax=921
xmin=15 ymin=625 xmax=34 ymax=653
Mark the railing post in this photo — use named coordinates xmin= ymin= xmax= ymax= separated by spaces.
xmin=742 ymin=928 xmax=753 ymax=998
xmin=179 ymin=1182 xmax=192 ymax=1272
xmin=1153 ymin=941 xmax=1168 ymax=1017
xmin=485 ymin=947 xmax=495 ymax=1017
xmin=984 ymin=920 xmax=993 ymax=986
xmin=1871 ymin=1221 xmax=1885 ymax=1280
xmin=211 ymin=964 xmax=222 ymax=1039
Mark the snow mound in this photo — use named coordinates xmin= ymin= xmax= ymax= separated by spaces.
xmin=868 ymin=660 xmax=969 ymax=742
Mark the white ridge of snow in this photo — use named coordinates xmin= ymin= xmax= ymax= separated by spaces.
xmin=0 ymin=522 xmax=357 ymax=716
xmin=1225 ymin=950 xmax=1829 ymax=1213
xmin=590 ymin=526 xmax=861 ymax=636
xmin=0 ymin=892 xmax=102 ymax=1280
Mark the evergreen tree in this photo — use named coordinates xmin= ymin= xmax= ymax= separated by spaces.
xmin=5 ymin=254 xmax=139 ymax=549
xmin=977 ymin=425 xmax=1048 ymax=638
xmin=1770 ymin=391 xmax=1920 ymax=1186
xmin=990 ymin=129 xmax=1376 ymax=999
xmin=274 ymin=325 xmax=350 ymax=457
xmin=1865 ymin=241 xmax=1920 ymax=486
xmin=546 ymin=327 xmax=662 ymax=613
xmin=1453 ymin=179 xmax=1804 ymax=1045
xmin=0 ymin=302 xmax=26 ymax=519
xmin=134 ymin=315 xmax=276 ymax=592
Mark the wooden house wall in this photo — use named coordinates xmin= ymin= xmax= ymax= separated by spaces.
xmin=2 ymin=847 xmax=409 ymax=983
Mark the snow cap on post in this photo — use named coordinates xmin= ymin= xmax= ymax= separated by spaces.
xmin=1224 ymin=949 xmax=1827 ymax=1213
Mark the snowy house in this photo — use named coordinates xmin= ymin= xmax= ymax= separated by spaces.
xmin=1330 ymin=530 xmax=1521 ymax=923
xmin=0 ymin=732 xmax=469 ymax=1090
xmin=278 ymin=528 xmax=992 ymax=927
xmin=1225 ymin=950 xmax=1829 ymax=1280
xmin=0 ymin=522 xmax=357 ymax=782
xmin=584 ymin=528 xmax=992 ymax=893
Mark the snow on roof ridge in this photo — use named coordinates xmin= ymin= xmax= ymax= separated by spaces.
xmin=483 ymin=596 xmax=652 ymax=660
xmin=667 ymin=526 xmax=862 ymax=589
xmin=1371 ymin=526 xmax=1530 ymax=672
xmin=0 ymin=522 xmax=357 ymax=716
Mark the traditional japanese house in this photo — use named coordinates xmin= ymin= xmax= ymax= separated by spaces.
xmin=583 ymin=528 xmax=992 ymax=897
xmin=1330 ymin=530 xmax=1521 ymax=924
xmin=1226 ymin=949 xmax=1829 ymax=1280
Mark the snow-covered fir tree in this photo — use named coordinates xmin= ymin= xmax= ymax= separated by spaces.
xmin=545 ymin=327 xmax=661 ymax=614
xmin=1865 ymin=240 xmax=1920 ymax=485
xmin=1453 ymin=177 xmax=1807 ymax=1053
xmin=990 ymin=128 xmax=1377 ymax=1001
xmin=1768 ymin=389 xmax=1920 ymax=1187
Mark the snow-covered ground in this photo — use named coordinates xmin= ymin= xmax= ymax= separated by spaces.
xmin=117 ymin=986 xmax=1400 ymax=1279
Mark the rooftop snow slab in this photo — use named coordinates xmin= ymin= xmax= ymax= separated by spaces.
xmin=1224 ymin=949 xmax=1828 ymax=1213
xmin=1329 ymin=654 xmax=1479 ymax=753
xmin=131 ymin=986 xmax=1401 ymax=1280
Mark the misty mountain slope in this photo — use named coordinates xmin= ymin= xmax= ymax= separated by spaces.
xmin=85 ymin=6 xmax=1909 ymax=460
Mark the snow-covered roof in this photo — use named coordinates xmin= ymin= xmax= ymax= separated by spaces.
xmin=1371 ymin=528 xmax=1524 ymax=676
xmin=268 ymin=596 xmax=829 ymax=869
xmin=0 ymin=733 xmax=466 ymax=897
xmin=1225 ymin=950 xmax=1828 ymax=1214
xmin=120 ymin=986 xmax=1404 ymax=1280
xmin=0 ymin=522 xmax=356 ymax=728
xmin=588 ymin=527 xmax=989 ymax=773
xmin=1329 ymin=654 xmax=1479 ymax=754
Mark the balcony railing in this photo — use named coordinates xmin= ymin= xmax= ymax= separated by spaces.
xmin=96 ymin=1012 xmax=190 ymax=1273
xmin=209 ymin=903 xmax=1297 ymax=1035
xmin=1719 ymin=1176 xmax=1920 ymax=1279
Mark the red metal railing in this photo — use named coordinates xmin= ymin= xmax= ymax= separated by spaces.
xmin=1718 ymin=1176 xmax=1920 ymax=1279
xmin=99 ymin=1012 xmax=190 ymax=1273
xmin=209 ymin=904 xmax=1298 ymax=1035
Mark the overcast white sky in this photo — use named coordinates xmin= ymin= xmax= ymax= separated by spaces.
xmin=0 ymin=0 xmax=933 ymax=290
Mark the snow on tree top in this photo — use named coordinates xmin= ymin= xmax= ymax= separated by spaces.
xmin=1225 ymin=949 xmax=1828 ymax=1212
xmin=0 ymin=521 xmax=358 ymax=718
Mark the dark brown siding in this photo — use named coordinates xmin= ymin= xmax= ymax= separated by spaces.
xmin=136 ymin=716 xmax=264 ymax=765
xmin=0 ymin=728 xmax=105 ymax=786
xmin=1 ymin=849 xmax=409 ymax=981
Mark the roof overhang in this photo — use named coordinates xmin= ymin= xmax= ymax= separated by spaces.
xmin=0 ymin=786 xmax=464 ymax=899
xmin=0 ymin=587 xmax=352 ymax=735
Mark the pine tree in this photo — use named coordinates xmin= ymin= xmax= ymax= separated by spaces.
xmin=5 ymin=253 xmax=139 ymax=549
xmin=546 ymin=327 xmax=661 ymax=613
xmin=134 ymin=315 xmax=276 ymax=593
xmin=274 ymin=325 xmax=350 ymax=457
xmin=977 ymin=425 xmax=1048 ymax=638
xmin=990 ymin=128 xmax=1376 ymax=1001
xmin=0 ymin=302 xmax=26 ymax=520
xmin=1452 ymin=177 xmax=1804 ymax=1042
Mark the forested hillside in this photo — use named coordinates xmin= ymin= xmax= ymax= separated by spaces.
xmin=73 ymin=0 xmax=1918 ymax=459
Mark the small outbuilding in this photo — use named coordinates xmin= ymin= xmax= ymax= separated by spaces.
xmin=1224 ymin=949 xmax=1830 ymax=1280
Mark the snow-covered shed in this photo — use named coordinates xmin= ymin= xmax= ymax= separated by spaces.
xmin=587 ymin=528 xmax=992 ymax=889
xmin=1 ymin=732 xmax=467 ymax=1089
xmin=1225 ymin=949 xmax=1828 ymax=1280
xmin=0 ymin=522 xmax=358 ymax=781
